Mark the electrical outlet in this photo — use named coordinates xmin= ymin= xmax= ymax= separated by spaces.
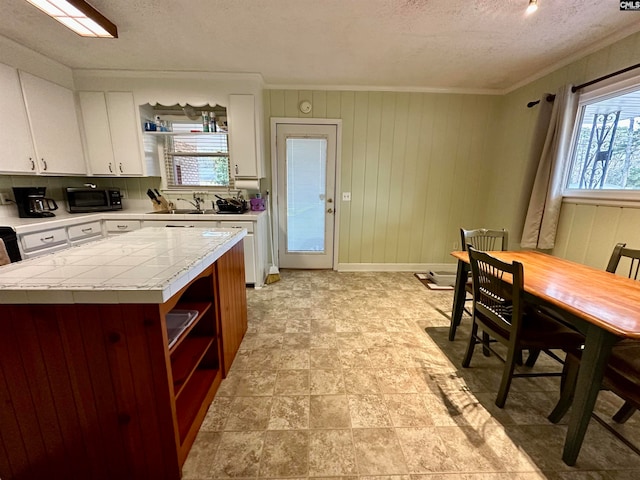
xmin=342 ymin=192 xmax=351 ymax=201
xmin=453 ymin=241 xmax=460 ymax=250
xmin=0 ymin=192 xmax=10 ymax=205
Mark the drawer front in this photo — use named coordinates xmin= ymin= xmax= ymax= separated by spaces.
xmin=68 ymin=221 xmax=102 ymax=241
xmin=218 ymin=221 xmax=254 ymax=233
xmin=21 ymin=228 xmax=67 ymax=251
xmin=142 ymin=220 xmax=219 ymax=228
xmin=104 ymin=220 xmax=141 ymax=233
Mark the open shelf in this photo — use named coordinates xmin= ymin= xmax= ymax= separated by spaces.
xmin=171 ymin=336 xmax=215 ymax=398
xmin=168 ymin=301 xmax=212 ymax=353
xmin=175 ymin=368 xmax=220 ymax=443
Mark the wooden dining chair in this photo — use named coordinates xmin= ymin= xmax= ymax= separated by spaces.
xmin=449 ymin=228 xmax=509 ymax=342
xmin=462 ymin=247 xmax=584 ymax=408
xmin=549 ymin=243 xmax=640 ymax=425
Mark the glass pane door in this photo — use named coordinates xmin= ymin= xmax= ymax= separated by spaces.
xmin=276 ymin=123 xmax=337 ymax=269
xmin=286 ymin=137 xmax=327 ymax=253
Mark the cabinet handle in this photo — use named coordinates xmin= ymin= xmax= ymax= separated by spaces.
xmin=41 ymin=235 xmax=54 ymax=243
xmin=41 ymin=158 xmax=47 ymax=171
xmin=29 ymin=157 xmax=35 ymax=171
xmin=116 ymin=225 xmax=128 ymax=230
xmin=82 ymin=228 xmax=93 ymax=233
xmin=108 ymin=163 xmax=113 ymax=173
xmin=119 ymin=163 xmax=123 ymax=173
xmin=235 ymin=164 xmax=239 ymax=175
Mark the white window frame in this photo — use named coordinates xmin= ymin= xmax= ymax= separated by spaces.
xmin=562 ymin=72 xmax=640 ymax=207
xmin=162 ymin=120 xmax=231 ymax=190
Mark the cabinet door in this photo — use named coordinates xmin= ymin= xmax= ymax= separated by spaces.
xmin=79 ymin=91 xmax=116 ymax=175
xmin=20 ymin=71 xmax=86 ymax=175
xmin=0 ymin=63 xmax=37 ymax=174
xmin=106 ymin=92 xmax=144 ymax=176
xmin=228 ymin=94 xmax=260 ymax=178
xmin=218 ymin=221 xmax=256 ymax=284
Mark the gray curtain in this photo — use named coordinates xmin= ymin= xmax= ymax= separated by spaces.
xmin=521 ymin=85 xmax=579 ymax=250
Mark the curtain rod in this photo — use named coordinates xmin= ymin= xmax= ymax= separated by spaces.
xmin=526 ymin=61 xmax=640 ymax=108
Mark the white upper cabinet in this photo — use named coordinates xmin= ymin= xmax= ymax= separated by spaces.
xmin=0 ymin=63 xmax=37 ymax=174
xmin=228 ymin=94 xmax=263 ymax=178
xmin=19 ymin=71 xmax=86 ymax=175
xmin=79 ymin=91 xmax=144 ymax=176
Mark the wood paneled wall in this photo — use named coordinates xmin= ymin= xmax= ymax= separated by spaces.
xmin=265 ymin=32 xmax=640 ymax=269
xmin=487 ymin=31 xmax=640 ymax=262
xmin=265 ymin=90 xmax=500 ymax=265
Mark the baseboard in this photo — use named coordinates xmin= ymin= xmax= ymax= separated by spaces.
xmin=336 ymin=263 xmax=457 ymax=272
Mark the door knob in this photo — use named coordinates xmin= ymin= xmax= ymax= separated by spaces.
xmin=327 ymin=198 xmax=333 ymax=203
xmin=327 ymin=208 xmax=333 ymax=213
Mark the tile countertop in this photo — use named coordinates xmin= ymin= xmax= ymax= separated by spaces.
xmin=0 ymin=227 xmax=246 ymax=305
xmin=1 ymin=207 xmax=266 ymax=235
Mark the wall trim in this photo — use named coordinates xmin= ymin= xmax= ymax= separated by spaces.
xmin=265 ymin=83 xmax=502 ymax=95
xmin=336 ymin=263 xmax=457 ymax=272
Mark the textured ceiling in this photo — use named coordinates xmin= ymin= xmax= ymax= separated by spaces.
xmin=1 ymin=0 xmax=639 ymax=92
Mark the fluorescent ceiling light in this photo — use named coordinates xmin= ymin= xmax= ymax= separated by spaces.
xmin=25 ymin=0 xmax=118 ymax=38
xmin=526 ymin=0 xmax=538 ymax=15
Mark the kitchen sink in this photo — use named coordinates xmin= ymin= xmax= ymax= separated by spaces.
xmin=148 ymin=209 xmax=218 ymax=214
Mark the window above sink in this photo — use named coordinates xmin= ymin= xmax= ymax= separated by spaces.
xmin=141 ymin=103 xmax=231 ymax=189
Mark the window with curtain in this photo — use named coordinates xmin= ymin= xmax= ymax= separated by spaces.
xmin=565 ymin=79 xmax=640 ymax=197
xmin=163 ymin=122 xmax=230 ymax=187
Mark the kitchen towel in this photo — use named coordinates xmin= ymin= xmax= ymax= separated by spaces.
xmin=234 ymin=179 xmax=260 ymax=191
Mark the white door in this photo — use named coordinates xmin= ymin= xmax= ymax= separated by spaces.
xmin=276 ymin=123 xmax=337 ymax=269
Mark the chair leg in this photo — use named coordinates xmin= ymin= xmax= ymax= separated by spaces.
xmin=612 ymin=401 xmax=636 ymax=424
xmin=462 ymin=320 xmax=479 ymax=368
xmin=525 ymin=349 xmax=541 ymax=367
xmin=482 ymin=331 xmax=491 ymax=357
xmin=548 ymin=354 xmax=580 ymax=424
xmin=496 ymin=348 xmax=518 ymax=408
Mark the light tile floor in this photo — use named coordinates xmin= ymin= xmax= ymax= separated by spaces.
xmin=182 ymin=270 xmax=640 ymax=479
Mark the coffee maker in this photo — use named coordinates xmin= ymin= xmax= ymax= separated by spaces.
xmin=12 ymin=187 xmax=58 ymax=218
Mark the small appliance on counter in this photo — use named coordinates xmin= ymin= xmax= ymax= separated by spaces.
xmin=12 ymin=187 xmax=58 ymax=218
xmin=65 ymin=186 xmax=122 ymax=213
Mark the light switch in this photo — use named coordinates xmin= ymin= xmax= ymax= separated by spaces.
xmin=342 ymin=192 xmax=351 ymax=201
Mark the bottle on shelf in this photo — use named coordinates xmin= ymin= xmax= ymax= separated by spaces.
xmin=202 ymin=112 xmax=210 ymax=132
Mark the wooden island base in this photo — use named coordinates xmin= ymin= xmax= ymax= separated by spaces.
xmin=0 ymin=242 xmax=247 ymax=480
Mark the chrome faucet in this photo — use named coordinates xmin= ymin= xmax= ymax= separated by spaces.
xmin=176 ymin=193 xmax=205 ymax=212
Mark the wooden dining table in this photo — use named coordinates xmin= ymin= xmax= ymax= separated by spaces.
xmin=449 ymin=250 xmax=640 ymax=466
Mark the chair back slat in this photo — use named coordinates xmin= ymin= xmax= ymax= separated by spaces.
xmin=468 ymin=247 xmax=523 ymax=336
xmin=607 ymin=242 xmax=640 ymax=280
xmin=461 ymin=228 xmax=509 ymax=252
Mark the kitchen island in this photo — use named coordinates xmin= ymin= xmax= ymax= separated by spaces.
xmin=0 ymin=227 xmax=248 ymax=480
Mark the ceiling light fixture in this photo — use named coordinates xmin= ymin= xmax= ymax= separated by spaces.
xmin=526 ymin=0 xmax=538 ymax=15
xmin=25 ymin=0 xmax=118 ymax=38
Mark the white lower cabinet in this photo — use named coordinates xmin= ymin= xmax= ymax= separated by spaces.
xmin=218 ymin=221 xmax=256 ymax=285
xmin=68 ymin=221 xmax=102 ymax=245
xmin=104 ymin=219 xmax=141 ymax=235
xmin=141 ymin=218 xmax=264 ymax=286
xmin=20 ymin=227 xmax=68 ymax=258
xmin=141 ymin=220 xmax=219 ymax=228
xmin=19 ymin=221 xmax=105 ymax=259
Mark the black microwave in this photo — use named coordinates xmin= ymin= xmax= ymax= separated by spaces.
xmin=65 ymin=187 xmax=123 ymax=213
